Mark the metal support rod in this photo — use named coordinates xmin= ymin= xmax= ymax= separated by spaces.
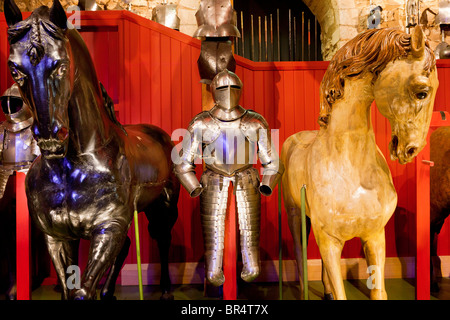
xmin=300 ymin=185 xmax=308 ymax=300
xmin=307 ymin=18 xmax=311 ymax=61
xmin=314 ymin=17 xmax=318 ymax=61
xmin=301 ymin=12 xmax=304 ymax=61
xmin=258 ymin=16 xmax=262 ymax=61
xmin=278 ymin=181 xmax=283 ymax=300
xmin=265 ymin=16 xmax=268 ymax=61
xmin=277 ymin=9 xmax=280 ymax=61
xmin=235 ymin=22 xmax=239 ymax=54
xmin=134 ymin=210 xmax=144 ymax=300
xmin=293 ymin=16 xmax=297 ymax=61
xmin=251 ymin=14 xmax=255 ymax=60
xmin=288 ymin=9 xmax=292 ymax=61
xmin=270 ymin=14 xmax=273 ymax=62
xmin=241 ymin=11 xmax=245 ymax=58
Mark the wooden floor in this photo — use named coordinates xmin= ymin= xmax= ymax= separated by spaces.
xmin=19 ymin=278 xmax=450 ymax=300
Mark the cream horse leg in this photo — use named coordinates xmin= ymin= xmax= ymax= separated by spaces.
xmin=282 ymin=132 xmax=333 ymax=299
xmin=361 ymin=229 xmax=387 ymax=300
xmin=313 ymin=226 xmax=346 ymax=300
xmin=284 ymin=203 xmax=334 ymax=299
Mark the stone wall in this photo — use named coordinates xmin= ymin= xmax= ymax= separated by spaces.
xmin=0 ymin=0 xmax=200 ymax=37
xmin=0 ymin=0 xmax=446 ymax=60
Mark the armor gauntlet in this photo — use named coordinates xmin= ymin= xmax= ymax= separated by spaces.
xmin=174 ymin=112 xmax=215 ymax=198
xmin=241 ymin=111 xmax=284 ymax=196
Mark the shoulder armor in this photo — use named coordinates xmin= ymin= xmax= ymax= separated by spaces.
xmin=240 ymin=110 xmax=270 ymax=142
xmin=188 ymin=111 xmax=221 ymax=144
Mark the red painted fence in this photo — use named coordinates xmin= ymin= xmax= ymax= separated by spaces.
xmin=1 ymin=11 xmax=450 ymax=283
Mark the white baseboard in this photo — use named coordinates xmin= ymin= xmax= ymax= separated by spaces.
xmin=120 ymin=255 xmax=444 ymax=286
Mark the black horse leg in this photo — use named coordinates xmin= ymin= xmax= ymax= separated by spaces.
xmin=72 ymin=225 xmax=127 ymax=300
xmin=145 ymin=187 xmax=178 ymax=300
xmin=45 ymin=235 xmax=79 ymax=300
xmin=431 ymin=227 xmax=440 ymax=292
xmin=100 ymin=236 xmax=131 ymax=300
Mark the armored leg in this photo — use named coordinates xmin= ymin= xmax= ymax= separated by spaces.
xmin=200 ymin=171 xmax=230 ymax=286
xmin=0 ymin=170 xmax=13 ymax=199
xmin=236 ymin=169 xmax=261 ymax=282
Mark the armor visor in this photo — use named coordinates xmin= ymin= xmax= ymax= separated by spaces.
xmin=213 ymin=85 xmax=241 ymax=110
xmin=1 ymin=95 xmax=23 ymax=115
xmin=1 ymin=85 xmax=34 ymax=132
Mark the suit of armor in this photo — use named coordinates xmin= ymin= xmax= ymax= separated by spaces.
xmin=175 ymin=70 xmax=283 ymax=286
xmin=0 ymin=84 xmax=40 ymax=198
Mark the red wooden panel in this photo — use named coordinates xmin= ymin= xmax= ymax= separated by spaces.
xmin=140 ymin=27 xmax=152 ymax=124
xmin=170 ymin=38 xmax=182 ymax=133
xmin=129 ymin=22 xmax=141 ymax=125
xmin=150 ymin=30 xmax=162 ymax=128
xmin=223 ymin=189 xmax=237 ymax=300
xmin=303 ymin=69 xmax=316 ymax=131
xmin=160 ymin=34 xmax=172 ymax=134
xmin=16 ymin=172 xmax=30 ymax=300
xmin=242 ymin=68 xmax=254 ymax=109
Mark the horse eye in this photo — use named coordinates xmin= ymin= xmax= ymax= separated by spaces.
xmin=416 ymin=92 xmax=428 ymax=100
xmin=55 ymin=64 xmax=68 ymax=78
xmin=9 ymin=66 xmax=26 ymax=86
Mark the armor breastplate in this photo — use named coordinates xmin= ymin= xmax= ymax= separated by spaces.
xmin=1 ymin=126 xmax=39 ymax=170
xmin=203 ymin=117 xmax=256 ymax=176
xmin=152 ymin=3 xmax=180 ymax=30
xmin=436 ymin=0 xmax=450 ymax=25
xmin=198 ymin=40 xmax=236 ymax=84
xmin=193 ymin=0 xmax=240 ymax=38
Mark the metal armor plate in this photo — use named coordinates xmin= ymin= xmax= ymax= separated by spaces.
xmin=198 ymin=40 xmax=236 ymax=84
xmin=193 ymin=0 xmax=240 ymax=37
xmin=204 ymin=118 xmax=256 ymax=176
xmin=437 ymin=0 xmax=450 ymax=25
xmin=1 ymin=129 xmax=38 ymax=168
xmin=152 ymin=3 xmax=180 ymax=30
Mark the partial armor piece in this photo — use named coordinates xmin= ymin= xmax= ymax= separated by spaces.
xmin=152 ymin=2 xmax=180 ymax=30
xmin=198 ymin=39 xmax=236 ymax=84
xmin=193 ymin=0 xmax=240 ymax=38
xmin=78 ymin=0 xmax=103 ymax=11
xmin=174 ymin=70 xmax=283 ymax=286
xmin=435 ymin=1 xmax=450 ymax=59
xmin=0 ymin=84 xmax=40 ymax=198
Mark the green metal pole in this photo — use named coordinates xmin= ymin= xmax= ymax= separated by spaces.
xmin=278 ymin=181 xmax=283 ymax=300
xmin=134 ymin=210 xmax=144 ymax=300
xmin=301 ymin=185 xmax=308 ymax=300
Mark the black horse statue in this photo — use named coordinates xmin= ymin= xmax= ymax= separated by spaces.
xmin=3 ymin=0 xmax=179 ymax=300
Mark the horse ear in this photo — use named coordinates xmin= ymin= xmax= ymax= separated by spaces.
xmin=49 ymin=0 xmax=68 ymax=30
xmin=411 ymin=25 xmax=425 ymax=58
xmin=3 ymin=0 xmax=23 ymax=27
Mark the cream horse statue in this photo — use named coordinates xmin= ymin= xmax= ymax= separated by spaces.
xmin=281 ymin=26 xmax=438 ymax=300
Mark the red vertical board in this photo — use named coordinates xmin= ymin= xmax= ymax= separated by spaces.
xmin=223 ymin=187 xmax=237 ymax=300
xmin=16 ymin=172 xmax=30 ymax=300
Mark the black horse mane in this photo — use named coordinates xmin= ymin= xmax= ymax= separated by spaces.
xmin=7 ymin=6 xmax=65 ymax=66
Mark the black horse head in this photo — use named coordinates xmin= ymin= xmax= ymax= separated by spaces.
xmin=5 ymin=0 xmax=72 ymax=159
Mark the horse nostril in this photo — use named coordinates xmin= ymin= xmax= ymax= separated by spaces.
xmin=406 ymin=146 xmax=417 ymax=157
xmin=57 ymin=127 xmax=69 ymax=141
xmin=391 ymin=135 xmax=399 ymax=152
